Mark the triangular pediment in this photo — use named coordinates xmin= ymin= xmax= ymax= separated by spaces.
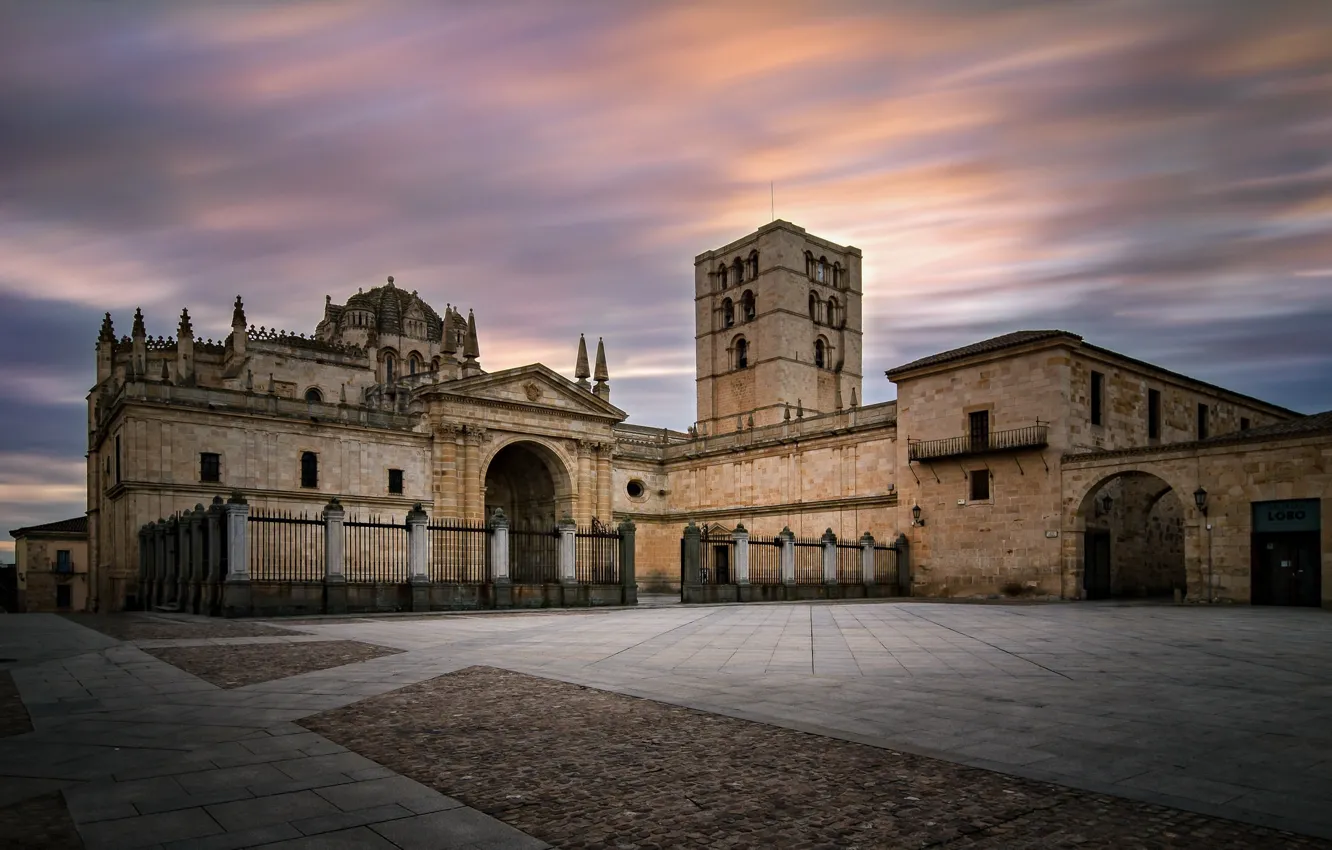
xmin=427 ymin=364 xmax=626 ymax=421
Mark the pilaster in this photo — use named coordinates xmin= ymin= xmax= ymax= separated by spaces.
xmin=822 ymin=528 xmax=838 ymax=584
xmin=732 ymin=523 xmax=750 ymax=585
xmin=324 ymin=497 xmax=347 ymax=615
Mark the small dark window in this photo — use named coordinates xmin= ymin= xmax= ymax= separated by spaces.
xmin=200 ymin=452 xmax=221 ymax=483
xmin=388 ymin=468 xmax=404 ymax=494
xmin=1090 ymin=371 xmax=1104 ymax=426
xmin=1148 ymin=389 xmax=1161 ymax=439
xmin=741 ymin=290 xmax=755 ymax=321
xmin=969 ymin=410 xmax=990 ymax=451
xmin=300 ymin=451 xmax=318 ymax=488
xmin=722 ymin=298 xmax=734 ymax=328
xmin=969 ymin=469 xmax=990 ymax=501
xmin=626 ymin=480 xmax=645 ymax=498
xmin=1197 ymin=403 xmax=1209 ymax=440
xmin=814 ymin=339 xmax=826 ymax=369
xmin=385 ymin=356 xmax=395 ymax=382
xmin=735 ymin=338 xmax=748 ymax=369
xmin=1240 ymin=417 xmax=1251 ymax=431
xmin=409 ymin=356 xmax=420 ymax=375
xmin=305 ymin=387 xmax=323 ymax=403
xmin=56 ymin=550 xmax=72 ymax=573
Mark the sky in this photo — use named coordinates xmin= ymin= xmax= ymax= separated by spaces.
xmin=3 ymin=1 xmax=1331 ymax=552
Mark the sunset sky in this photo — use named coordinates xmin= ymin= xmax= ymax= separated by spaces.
xmin=3 ymin=1 xmax=1331 ymax=552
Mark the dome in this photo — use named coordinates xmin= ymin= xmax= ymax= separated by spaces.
xmin=343 ymin=276 xmax=444 ymax=342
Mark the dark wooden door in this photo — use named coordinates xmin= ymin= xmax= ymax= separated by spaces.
xmin=969 ymin=410 xmax=990 ymax=453
xmin=1084 ymin=531 xmax=1112 ymax=600
xmin=1253 ymin=532 xmax=1321 ymax=606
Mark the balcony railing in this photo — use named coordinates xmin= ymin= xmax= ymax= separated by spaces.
xmin=909 ymin=423 xmax=1048 ymax=462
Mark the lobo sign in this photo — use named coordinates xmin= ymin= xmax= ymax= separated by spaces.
xmin=1252 ymin=499 xmax=1321 ymax=533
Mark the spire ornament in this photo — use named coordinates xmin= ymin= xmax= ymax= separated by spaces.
xmin=98 ymin=312 xmax=115 ymax=344
xmin=593 ymin=337 xmax=610 ymax=401
xmin=178 ymin=308 xmax=193 ymax=339
xmin=231 ymin=296 xmax=246 ymax=328
xmin=575 ymin=334 xmax=591 ymax=389
xmin=131 ymin=307 xmax=146 ymax=339
xmin=463 ymin=310 xmax=479 ymax=361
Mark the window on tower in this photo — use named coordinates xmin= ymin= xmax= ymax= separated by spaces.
xmin=734 ymin=337 xmax=748 ymax=369
xmin=718 ymin=264 xmax=728 ymax=289
xmin=814 ymin=339 xmax=826 ymax=369
xmin=722 ymin=298 xmax=735 ymax=328
xmin=733 ymin=258 xmax=744 ymax=283
xmin=827 ymin=296 xmax=839 ymax=327
xmin=748 ymin=251 xmax=758 ymax=279
xmin=817 ymin=256 xmax=827 ymax=283
xmin=741 ymin=290 xmax=755 ymax=321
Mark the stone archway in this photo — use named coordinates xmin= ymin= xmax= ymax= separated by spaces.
xmin=1070 ymin=471 xmax=1189 ymax=600
xmin=483 ymin=440 xmax=573 ymax=529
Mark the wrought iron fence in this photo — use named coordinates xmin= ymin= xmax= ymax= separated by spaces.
xmin=699 ymin=528 xmax=735 ymax=585
xmin=836 ymin=543 xmax=862 ymax=584
xmin=909 ymin=423 xmax=1048 ymax=461
xmin=511 ymin=525 xmax=559 ymax=583
xmin=793 ymin=537 xmax=824 ymax=584
xmin=575 ymin=525 xmax=620 ymax=584
xmin=344 ymin=516 xmax=409 ymax=583
xmin=247 ymin=508 xmax=325 ymax=581
xmin=428 ymin=519 xmax=490 ymax=583
xmin=749 ymin=535 xmax=783 ymax=584
xmin=874 ymin=544 xmax=898 ymax=585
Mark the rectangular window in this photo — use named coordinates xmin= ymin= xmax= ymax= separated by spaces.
xmin=969 ymin=469 xmax=990 ymax=501
xmin=300 ymin=451 xmax=318 ymax=489
xmin=1197 ymin=403 xmax=1209 ymax=440
xmin=388 ymin=468 xmax=404 ymax=494
xmin=200 ymin=452 xmax=221 ymax=483
xmin=1090 ymin=371 xmax=1104 ymax=426
xmin=1148 ymin=389 xmax=1161 ymax=440
xmin=968 ymin=410 xmax=989 ymax=451
xmin=56 ymin=550 xmax=72 ymax=573
xmin=1240 ymin=417 xmax=1251 ymax=431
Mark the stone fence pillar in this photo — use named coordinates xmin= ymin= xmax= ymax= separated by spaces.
xmin=206 ymin=497 xmax=224 ymax=616
xmin=860 ymin=532 xmax=875 ymax=585
xmin=558 ymin=516 xmax=577 ymax=584
xmin=324 ymin=498 xmax=346 ymax=615
xmin=407 ymin=503 xmax=430 ymax=612
xmin=137 ymin=526 xmax=150 ymax=611
xmin=166 ymin=517 xmax=182 ymax=607
xmin=779 ymin=526 xmax=795 ymax=585
xmin=187 ymin=506 xmax=205 ymax=614
xmin=618 ymin=519 xmax=637 ymax=605
xmin=490 ymin=509 xmax=511 ymax=609
xmin=152 ymin=521 xmax=167 ymax=609
xmin=732 ymin=523 xmax=750 ymax=585
xmin=895 ymin=533 xmax=911 ymax=596
xmin=682 ymin=521 xmax=701 ymax=587
xmin=222 ymin=492 xmax=251 ymax=617
xmin=822 ymin=528 xmax=837 ymax=584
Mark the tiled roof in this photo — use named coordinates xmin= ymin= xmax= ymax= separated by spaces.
xmin=886 ymin=330 xmax=1078 ymax=377
xmin=1065 ymin=410 xmax=1332 ymax=463
xmin=9 ymin=515 xmax=88 ymax=538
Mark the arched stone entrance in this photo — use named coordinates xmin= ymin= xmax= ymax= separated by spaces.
xmin=1069 ymin=471 xmax=1189 ymax=600
xmin=483 ymin=440 xmax=573 ymax=529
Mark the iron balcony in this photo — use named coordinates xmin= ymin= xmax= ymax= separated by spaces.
xmin=909 ymin=423 xmax=1048 ymax=462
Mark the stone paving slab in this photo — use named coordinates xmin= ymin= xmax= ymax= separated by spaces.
xmin=140 ymin=641 xmax=403 ymax=689
xmin=0 ymin=671 xmax=32 ymax=738
xmin=60 ymin=614 xmax=300 ymax=642
xmin=0 ymin=791 xmax=83 ymax=849
xmin=302 ymin=665 xmax=1327 ymax=849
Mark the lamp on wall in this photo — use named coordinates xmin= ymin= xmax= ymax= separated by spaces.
xmin=1193 ymin=486 xmax=1208 ymax=517
xmin=1097 ymin=492 xmax=1113 ymax=517
xmin=911 ymin=504 xmax=925 ymax=527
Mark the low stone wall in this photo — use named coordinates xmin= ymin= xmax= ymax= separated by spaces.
xmin=220 ymin=580 xmax=633 ymax=617
xmin=682 ymin=583 xmax=901 ymax=604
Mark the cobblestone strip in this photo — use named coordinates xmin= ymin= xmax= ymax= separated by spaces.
xmin=0 ymin=671 xmax=32 ymax=738
xmin=60 ymin=614 xmax=300 ymax=641
xmin=0 ymin=792 xmax=82 ymax=849
xmin=142 ymin=641 xmax=404 ymax=689
xmin=301 ymin=666 xmax=1332 ymax=850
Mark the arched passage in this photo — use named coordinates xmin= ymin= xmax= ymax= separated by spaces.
xmin=482 ymin=440 xmax=572 ymax=530
xmin=1076 ymin=471 xmax=1188 ymax=599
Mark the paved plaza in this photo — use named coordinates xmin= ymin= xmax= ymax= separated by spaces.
xmin=1 ymin=600 xmax=1330 ymax=847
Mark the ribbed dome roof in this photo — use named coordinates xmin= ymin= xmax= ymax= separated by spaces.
xmin=344 ymin=277 xmax=444 ymax=342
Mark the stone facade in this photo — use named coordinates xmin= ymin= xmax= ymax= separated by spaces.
xmin=9 ymin=517 xmax=88 ymax=612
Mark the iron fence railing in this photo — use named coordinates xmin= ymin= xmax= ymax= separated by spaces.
xmin=699 ymin=528 xmax=735 ymax=585
xmin=575 ymin=526 xmax=620 ymax=584
xmin=428 ymin=519 xmax=490 ymax=583
xmin=874 ymin=544 xmax=898 ymax=585
xmin=909 ymin=423 xmax=1048 ymax=462
xmin=247 ymin=509 xmax=325 ymax=581
xmin=793 ymin=537 xmax=824 ymax=584
xmin=344 ymin=516 xmax=409 ymax=583
xmin=749 ymin=535 xmax=783 ymax=584
xmin=836 ymin=543 xmax=861 ymax=584
xmin=511 ymin=526 xmax=559 ymax=583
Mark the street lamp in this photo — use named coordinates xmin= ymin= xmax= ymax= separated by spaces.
xmin=1097 ymin=492 xmax=1113 ymax=517
xmin=1193 ymin=486 xmax=1213 ymax=602
xmin=911 ymin=504 xmax=925 ymax=527
xmin=1193 ymin=486 xmax=1208 ymax=516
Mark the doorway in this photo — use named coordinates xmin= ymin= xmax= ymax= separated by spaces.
xmin=1084 ymin=531 xmax=1111 ymax=600
xmin=1251 ymin=499 xmax=1321 ymax=607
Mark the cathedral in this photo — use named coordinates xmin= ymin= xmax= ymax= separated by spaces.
xmin=70 ymin=220 xmax=1330 ymax=613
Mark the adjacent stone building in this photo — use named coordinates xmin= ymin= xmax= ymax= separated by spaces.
xmin=78 ymin=220 xmax=1329 ymax=612
xmin=8 ymin=516 xmax=89 ymax=612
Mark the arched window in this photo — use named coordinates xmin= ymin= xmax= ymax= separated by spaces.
xmin=304 ymin=387 xmax=323 ymax=404
xmin=733 ymin=258 xmax=744 ymax=283
xmin=300 ymin=451 xmax=318 ymax=488
xmin=814 ymin=339 xmax=826 ymax=369
xmin=722 ymin=298 xmax=735 ymax=328
xmin=741 ymin=290 xmax=756 ymax=321
xmin=718 ymin=264 xmax=728 ymax=289
xmin=809 ymin=291 xmax=820 ymax=321
xmin=833 ymin=262 xmax=843 ymax=289
xmin=805 ymin=252 xmax=814 ymax=278
xmin=827 ymin=296 xmax=839 ymax=328
xmin=817 ymin=256 xmax=827 ymax=283
xmin=384 ymin=354 xmax=395 ymax=382
xmin=748 ymin=251 xmax=758 ymax=280
xmin=734 ymin=337 xmax=748 ymax=370
xmin=431 ymin=357 xmax=441 ymax=372
xmin=409 ymin=354 xmax=421 ymax=375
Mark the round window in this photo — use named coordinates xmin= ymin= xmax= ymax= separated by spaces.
xmin=626 ymin=480 xmax=646 ymax=499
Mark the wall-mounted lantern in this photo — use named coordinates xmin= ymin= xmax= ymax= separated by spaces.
xmin=1096 ymin=492 xmax=1114 ymax=517
xmin=911 ymin=504 xmax=925 ymax=527
xmin=1193 ymin=486 xmax=1208 ymax=517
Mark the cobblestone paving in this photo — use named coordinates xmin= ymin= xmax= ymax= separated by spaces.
xmin=303 ymin=667 xmax=1331 ymax=850
xmin=0 ymin=792 xmax=82 ymax=849
xmin=60 ymin=613 xmax=299 ymax=641
xmin=142 ymin=639 xmax=403 ymax=688
xmin=0 ymin=671 xmax=31 ymax=738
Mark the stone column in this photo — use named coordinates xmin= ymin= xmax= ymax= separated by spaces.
xmin=732 ymin=523 xmax=750 ymax=585
xmin=558 ymin=516 xmax=577 ymax=584
xmin=137 ymin=526 xmax=150 ymax=611
xmin=206 ymin=497 xmax=224 ymax=615
xmin=490 ymin=508 xmax=511 ymax=608
xmin=860 ymin=532 xmax=876 ymax=585
xmin=463 ymin=429 xmax=482 ymax=522
xmin=618 ymin=519 xmax=637 ymax=606
xmin=895 ymin=533 xmax=911 ymax=596
xmin=682 ymin=521 xmax=701 ymax=588
xmin=222 ymin=492 xmax=251 ymax=617
xmin=407 ymin=503 xmax=430 ymax=612
xmin=152 ymin=522 xmax=167 ymax=609
xmin=822 ymin=528 xmax=838 ymax=584
xmin=595 ymin=443 xmax=613 ymax=523
xmin=323 ymin=497 xmax=346 ymax=615
xmin=165 ymin=517 xmax=180 ymax=606
xmin=187 ymin=506 xmax=205 ymax=613
xmin=779 ymin=526 xmax=795 ymax=585
xmin=432 ymin=424 xmax=460 ymax=518
xmin=576 ymin=441 xmax=592 ymax=523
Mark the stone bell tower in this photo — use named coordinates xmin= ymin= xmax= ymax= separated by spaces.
xmin=694 ymin=220 xmax=863 ymax=434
